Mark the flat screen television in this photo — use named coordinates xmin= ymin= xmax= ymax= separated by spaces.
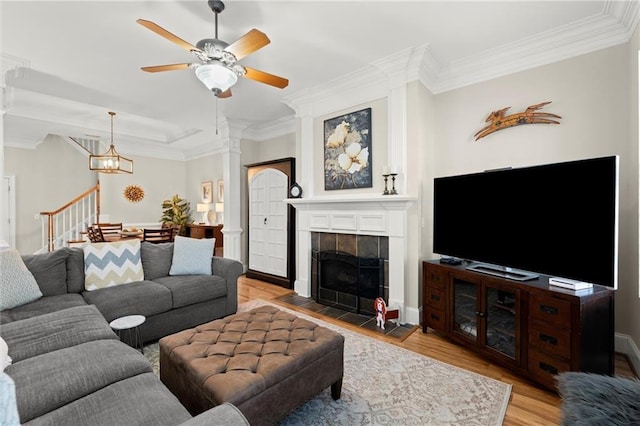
xmin=433 ymin=155 xmax=619 ymax=289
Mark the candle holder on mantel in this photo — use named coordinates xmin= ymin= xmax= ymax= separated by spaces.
xmin=382 ymin=173 xmax=390 ymax=195
xmin=389 ymin=173 xmax=398 ymax=195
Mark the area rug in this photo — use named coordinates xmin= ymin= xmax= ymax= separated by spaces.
xmin=145 ymin=300 xmax=511 ymax=425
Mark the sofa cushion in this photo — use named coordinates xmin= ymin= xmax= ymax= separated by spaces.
xmin=2 ymin=305 xmax=116 ymax=363
xmin=0 ymin=249 xmax=43 ymax=311
xmin=154 ymin=275 xmax=227 ymax=309
xmin=82 ymin=280 xmax=172 ymax=322
xmin=169 ymin=236 xmax=214 ymax=276
xmin=0 ymin=294 xmax=87 ymax=324
xmin=21 ymin=248 xmax=70 ymax=296
xmin=83 ymin=240 xmax=144 ymax=291
xmin=66 ymin=248 xmax=86 ymax=294
xmin=140 ymin=241 xmax=173 ymax=280
xmin=24 ymin=372 xmax=192 ymax=426
xmin=6 ymin=339 xmax=152 ymax=423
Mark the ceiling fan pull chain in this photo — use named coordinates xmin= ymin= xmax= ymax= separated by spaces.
xmin=215 ymin=97 xmax=219 ymax=135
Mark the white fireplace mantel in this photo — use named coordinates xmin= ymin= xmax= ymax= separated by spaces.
xmin=287 ymin=194 xmax=416 ymax=210
xmin=287 ymin=195 xmax=417 ymax=323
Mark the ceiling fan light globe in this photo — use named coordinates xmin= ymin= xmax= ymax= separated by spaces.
xmin=195 ymin=62 xmax=238 ymax=93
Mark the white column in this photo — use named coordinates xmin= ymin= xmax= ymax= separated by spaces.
xmin=387 ymin=85 xmax=407 ymax=194
xmin=219 ymin=119 xmax=246 ymax=264
xmin=294 ymin=209 xmax=311 ymax=297
xmin=293 ymin=110 xmax=315 ymax=295
xmin=297 ymin=108 xmax=314 ymax=197
xmin=387 ymin=209 xmax=406 ymax=322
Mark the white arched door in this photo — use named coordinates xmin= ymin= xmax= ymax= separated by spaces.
xmin=248 ymin=168 xmax=288 ymax=277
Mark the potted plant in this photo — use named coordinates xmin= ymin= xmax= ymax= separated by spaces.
xmin=160 ymin=195 xmax=193 ymax=236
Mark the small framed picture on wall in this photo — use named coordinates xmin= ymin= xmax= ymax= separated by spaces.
xmin=201 ymin=181 xmax=213 ymax=203
xmin=217 ymin=179 xmax=224 ymax=203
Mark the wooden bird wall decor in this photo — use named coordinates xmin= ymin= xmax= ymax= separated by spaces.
xmin=474 ymin=101 xmax=562 ymax=141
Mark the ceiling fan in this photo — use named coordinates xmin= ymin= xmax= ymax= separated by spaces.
xmin=137 ymin=0 xmax=288 ymax=98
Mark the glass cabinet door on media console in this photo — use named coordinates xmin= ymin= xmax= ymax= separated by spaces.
xmin=484 ymin=281 xmax=520 ymax=363
xmin=452 ymin=275 xmax=481 ymax=344
xmin=450 ymin=271 xmax=521 ymax=365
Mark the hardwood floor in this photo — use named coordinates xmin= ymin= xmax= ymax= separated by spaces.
xmin=238 ymin=276 xmax=634 ymax=425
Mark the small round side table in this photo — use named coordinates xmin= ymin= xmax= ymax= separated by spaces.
xmin=109 ymin=315 xmax=146 ymax=353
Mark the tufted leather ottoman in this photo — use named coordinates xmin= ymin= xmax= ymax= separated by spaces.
xmin=159 ymin=305 xmax=344 ymax=426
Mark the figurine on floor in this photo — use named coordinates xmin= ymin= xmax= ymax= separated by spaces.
xmin=374 ymin=297 xmax=387 ymax=330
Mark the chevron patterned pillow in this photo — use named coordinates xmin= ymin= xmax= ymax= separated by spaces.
xmin=83 ymin=240 xmax=144 ymax=291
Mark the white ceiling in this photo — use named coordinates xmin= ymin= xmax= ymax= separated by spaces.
xmin=2 ymin=1 xmax=638 ymax=159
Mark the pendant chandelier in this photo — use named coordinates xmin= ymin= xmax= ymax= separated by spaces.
xmin=89 ymin=112 xmax=133 ymax=174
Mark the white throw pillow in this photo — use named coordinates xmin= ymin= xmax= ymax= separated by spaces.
xmin=83 ymin=239 xmax=144 ymax=291
xmin=169 ymin=236 xmax=215 ymax=275
xmin=0 ymin=249 xmax=43 ymax=311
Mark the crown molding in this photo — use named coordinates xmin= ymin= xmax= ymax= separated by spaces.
xmin=1 ymin=53 xmax=29 ymax=88
xmin=422 ymin=0 xmax=640 ymax=94
xmin=242 ymin=114 xmax=296 ymax=141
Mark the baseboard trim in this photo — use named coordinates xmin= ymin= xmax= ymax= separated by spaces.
xmin=615 ymin=332 xmax=640 ymax=375
xmin=404 ymin=306 xmax=421 ymax=326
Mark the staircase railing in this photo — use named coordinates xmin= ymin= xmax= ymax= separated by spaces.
xmin=39 ymin=182 xmax=101 ymax=252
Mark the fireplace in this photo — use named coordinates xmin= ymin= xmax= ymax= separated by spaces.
xmin=314 ymin=251 xmax=384 ymax=315
xmin=311 ymin=232 xmax=388 ymax=315
xmin=286 ymin=195 xmax=418 ymax=324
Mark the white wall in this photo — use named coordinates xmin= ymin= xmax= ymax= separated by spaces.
xmin=5 ymin=135 xmax=96 ymax=253
xmin=185 ymin=154 xmax=223 ymax=222
xmin=427 ymin=44 xmax=636 ymax=338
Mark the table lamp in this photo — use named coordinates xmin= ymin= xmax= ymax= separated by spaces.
xmin=215 ymin=203 xmax=224 ymax=225
xmin=196 ymin=203 xmax=210 ymax=225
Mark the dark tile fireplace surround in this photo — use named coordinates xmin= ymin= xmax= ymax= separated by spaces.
xmin=311 ymin=232 xmax=389 ymax=315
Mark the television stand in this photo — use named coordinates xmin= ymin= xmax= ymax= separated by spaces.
xmin=422 ymin=260 xmax=614 ymax=391
xmin=466 ymin=262 xmax=538 ymax=281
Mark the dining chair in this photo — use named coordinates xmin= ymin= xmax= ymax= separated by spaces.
xmin=96 ymin=223 xmax=123 ymax=236
xmin=143 ymin=228 xmax=175 ymax=244
xmin=86 ymin=226 xmax=105 ymax=243
xmin=162 ymin=223 xmax=181 ymax=238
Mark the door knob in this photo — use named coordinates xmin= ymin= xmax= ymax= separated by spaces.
xmin=264 ymin=217 xmax=268 ymax=225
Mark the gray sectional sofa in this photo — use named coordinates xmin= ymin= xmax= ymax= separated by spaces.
xmin=1 ymin=242 xmax=242 ymax=343
xmin=3 ymin=305 xmax=248 ymax=425
xmin=0 ymin=242 xmax=248 ymax=425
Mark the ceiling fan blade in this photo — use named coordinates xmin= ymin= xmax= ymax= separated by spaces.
xmin=141 ymin=63 xmax=191 ymax=73
xmin=225 ymin=29 xmax=270 ymax=60
xmin=217 ymin=89 xmax=232 ymax=98
xmin=137 ymin=19 xmax=200 ymax=53
xmin=244 ymin=67 xmax=289 ymax=89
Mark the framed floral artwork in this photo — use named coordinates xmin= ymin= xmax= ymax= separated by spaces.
xmin=324 ymin=107 xmax=372 ymax=190
xmin=201 ymin=181 xmax=213 ymax=203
